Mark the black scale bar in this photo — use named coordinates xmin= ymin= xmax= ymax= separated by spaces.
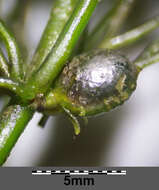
xmin=32 ymin=170 xmax=126 ymax=176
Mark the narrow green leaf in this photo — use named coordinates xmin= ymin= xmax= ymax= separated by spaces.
xmin=135 ymin=39 xmax=159 ymax=69
xmin=0 ymin=105 xmax=33 ymax=165
xmin=0 ymin=78 xmax=20 ymax=95
xmin=85 ymin=0 xmax=136 ymax=50
xmin=27 ymin=0 xmax=78 ymax=77
xmin=0 ymin=49 xmax=10 ymax=78
xmin=135 ymin=53 xmax=159 ymax=69
xmin=0 ymin=20 xmax=23 ymax=81
xmin=100 ymin=15 xmax=159 ymax=49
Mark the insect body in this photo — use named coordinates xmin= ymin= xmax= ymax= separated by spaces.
xmin=38 ymin=50 xmax=139 ymax=134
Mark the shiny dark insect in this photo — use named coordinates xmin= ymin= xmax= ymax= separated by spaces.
xmin=37 ymin=50 xmax=139 ymax=134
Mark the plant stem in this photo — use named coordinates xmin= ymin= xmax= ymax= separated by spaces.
xmin=27 ymin=0 xmax=77 ymax=78
xmin=0 ymin=105 xmax=33 ymax=165
xmin=99 ymin=15 xmax=159 ymax=49
xmin=22 ymin=0 xmax=98 ymax=102
xmin=85 ymin=0 xmax=136 ymax=50
xmin=24 ymin=0 xmax=78 ymax=129
xmin=0 ymin=20 xmax=23 ymax=81
xmin=0 ymin=0 xmax=99 ymax=165
xmin=0 ymin=49 xmax=10 ymax=77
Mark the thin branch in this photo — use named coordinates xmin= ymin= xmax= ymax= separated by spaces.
xmin=27 ymin=0 xmax=78 ymax=78
xmin=0 ymin=48 xmax=10 ymax=78
xmin=85 ymin=0 xmax=136 ymax=50
xmin=0 ymin=20 xmax=23 ymax=81
xmin=99 ymin=15 xmax=159 ymax=49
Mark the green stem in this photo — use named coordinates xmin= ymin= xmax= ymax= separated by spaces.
xmin=85 ymin=0 xmax=136 ymax=50
xmin=0 ymin=49 xmax=10 ymax=78
xmin=22 ymin=0 xmax=98 ymax=102
xmin=0 ymin=0 xmax=99 ymax=165
xmin=0 ymin=78 xmax=21 ymax=95
xmin=23 ymin=0 xmax=79 ymax=138
xmin=99 ymin=15 xmax=159 ymax=49
xmin=27 ymin=0 xmax=77 ymax=78
xmin=0 ymin=20 xmax=23 ymax=81
xmin=0 ymin=105 xmax=33 ymax=165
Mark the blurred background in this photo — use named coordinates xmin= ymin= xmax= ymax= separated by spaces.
xmin=1 ymin=0 xmax=159 ymax=166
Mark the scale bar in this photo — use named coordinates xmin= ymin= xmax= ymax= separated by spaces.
xmin=32 ymin=170 xmax=126 ymax=176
